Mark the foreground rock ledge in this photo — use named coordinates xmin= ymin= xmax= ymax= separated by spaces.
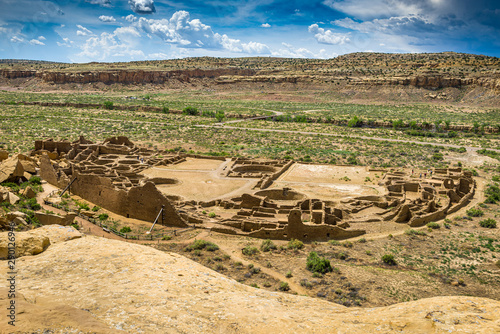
xmin=1 ymin=234 xmax=499 ymax=333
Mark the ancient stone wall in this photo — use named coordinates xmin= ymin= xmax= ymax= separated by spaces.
xmin=70 ymin=172 xmax=187 ymax=227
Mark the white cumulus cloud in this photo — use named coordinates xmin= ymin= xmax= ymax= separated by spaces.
xmin=29 ymin=39 xmax=45 ymax=45
xmin=10 ymin=36 xmax=25 ymax=43
xmin=125 ymin=14 xmax=137 ymax=22
xmin=323 ymin=0 xmax=426 ymax=20
xmin=75 ymin=26 xmax=144 ymax=61
xmin=77 ymin=25 xmax=94 ymax=36
xmin=99 ymin=15 xmax=116 ymax=23
xmin=271 ymin=43 xmax=337 ymax=59
xmin=134 ymin=11 xmax=271 ymax=54
xmin=129 ymin=0 xmax=156 ymax=14
xmin=57 ymin=37 xmax=74 ymax=47
xmin=308 ymin=24 xmax=350 ymax=45
xmin=86 ymin=0 xmax=112 ymax=7
xmin=261 ymin=23 xmax=271 ymax=28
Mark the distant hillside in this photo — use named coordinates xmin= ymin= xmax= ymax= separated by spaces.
xmin=1 ymin=52 xmax=499 ymax=104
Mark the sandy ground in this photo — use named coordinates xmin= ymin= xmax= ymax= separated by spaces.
xmin=140 ymin=158 xmax=258 ymax=201
xmin=274 ymin=164 xmax=386 ymax=201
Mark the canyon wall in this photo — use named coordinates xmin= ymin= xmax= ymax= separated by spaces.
xmin=2 ymin=68 xmax=500 ymax=91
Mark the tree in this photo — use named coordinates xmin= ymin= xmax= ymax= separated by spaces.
xmin=182 ymin=106 xmax=198 ymax=115
xmin=347 ymin=116 xmax=362 ymax=128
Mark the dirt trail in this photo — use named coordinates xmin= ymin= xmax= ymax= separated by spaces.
xmin=195 ymin=124 xmax=500 ymax=153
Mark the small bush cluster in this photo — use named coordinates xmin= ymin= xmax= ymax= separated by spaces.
xmin=466 ymin=208 xmax=484 ymax=217
xmin=426 ymin=222 xmax=440 ymax=229
xmin=184 ymin=239 xmax=219 ymax=252
xmin=479 ymin=218 xmax=497 ymax=228
xmin=287 ymin=239 xmax=304 ymax=250
xmin=242 ymin=245 xmax=259 ymax=256
xmin=306 ymin=252 xmax=333 ymax=274
xmin=405 ymin=229 xmax=427 ymax=236
xmin=260 ymin=239 xmax=277 ymax=252
xmin=485 ymin=184 xmax=500 ymax=204
xmin=278 ymin=282 xmax=290 ymax=291
xmin=98 ymin=213 xmax=109 ymax=221
xmin=182 ymin=106 xmax=199 ymax=115
xmin=120 ymin=226 xmax=132 ymax=233
xmin=382 ymin=254 xmax=397 ymax=265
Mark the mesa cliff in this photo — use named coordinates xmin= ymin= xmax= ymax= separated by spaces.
xmin=1 ymin=52 xmax=499 ymax=92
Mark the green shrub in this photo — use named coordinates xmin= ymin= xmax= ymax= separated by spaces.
xmin=182 ymin=106 xmax=198 ymax=115
xmin=485 ymin=184 xmax=500 ymax=204
xmin=28 ymin=176 xmax=41 ymax=185
xmin=208 ymin=212 xmax=216 ymax=218
xmin=91 ymin=205 xmax=101 ymax=212
xmin=432 ymin=152 xmax=444 ymax=161
xmin=242 ymin=245 xmax=259 ymax=256
xmin=285 ymin=271 xmax=293 ymax=278
xmin=260 ymin=239 xmax=277 ymax=252
xmin=392 ymin=119 xmax=405 ymax=129
xmin=382 ymin=254 xmax=397 ymax=265
xmin=98 ymin=213 xmax=109 ymax=221
xmin=479 ymin=219 xmax=497 ymax=228
xmin=278 ymin=282 xmax=290 ymax=291
xmin=215 ymin=111 xmax=225 ymax=122
xmin=287 ymin=239 xmax=304 ymax=250
xmin=103 ymin=101 xmax=114 ymax=110
xmin=347 ymin=116 xmax=362 ymax=128
xmin=162 ymin=235 xmax=172 ymax=240
xmin=300 ymin=279 xmax=313 ymax=288
xmin=185 ymin=239 xmax=219 ymax=252
xmin=23 ymin=198 xmax=41 ymax=211
xmin=466 ymin=208 xmax=484 ymax=217
xmin=120 ymin=226 xmax=132 ymax=233
xmin=306 ymin=252 xmax=333 ymax=274
xmin=426 ymin=222 xmax=440 ymax=229
xmin=70 ymin=223 xmax=79 ymax=230
xmin=342 ymin=241 xmax=353 ymax=248
xmin=405 ymin=229 xmax=427 ymax=236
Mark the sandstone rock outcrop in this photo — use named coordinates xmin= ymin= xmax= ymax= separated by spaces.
xmin=0 ymin=287 xmax=122 ymax=333
xmin=0 ymin=154 xmax=37 ymax=183
xmin=0 ymin=232 xmax=50 ymax=260
xmin=2 ymin=233 xmax=499 ymax=333
xmin=35 ymin=211 xmax=77 ymax=226
xmin=0 ymin=225 xmax=81 ymax=259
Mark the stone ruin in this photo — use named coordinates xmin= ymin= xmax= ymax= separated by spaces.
xmin=32 ymin=136 xmax=476 ymax=241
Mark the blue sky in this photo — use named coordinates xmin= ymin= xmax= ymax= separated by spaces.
xmin=0 ymin=0 xmax=499 ymax=62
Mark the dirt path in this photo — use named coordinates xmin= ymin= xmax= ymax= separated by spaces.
xmin=195 ymin=124 xmax=500 ymax=153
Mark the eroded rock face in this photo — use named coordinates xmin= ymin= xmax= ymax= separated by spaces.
xmin=35 ymin=211 xmax=77 ymax=226
xmin=0 ymin=225 xmax=81 ymax=259
xmin=7 ymin=234 xmax=500 ymax=333
xmin=2 ymin=67 xmax=500 ymax=92
xmin=0 ymin=233 xmax=49 ymax=260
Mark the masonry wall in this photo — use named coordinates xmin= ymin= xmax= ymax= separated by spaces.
xmin=70 ymin=172 xmax=187 ymax=227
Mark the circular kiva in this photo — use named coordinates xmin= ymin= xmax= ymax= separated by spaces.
xmin=232 ymin=164 xmax=277 ymax=173
xmin=255 ymin=188 xmax=307 ymax=201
